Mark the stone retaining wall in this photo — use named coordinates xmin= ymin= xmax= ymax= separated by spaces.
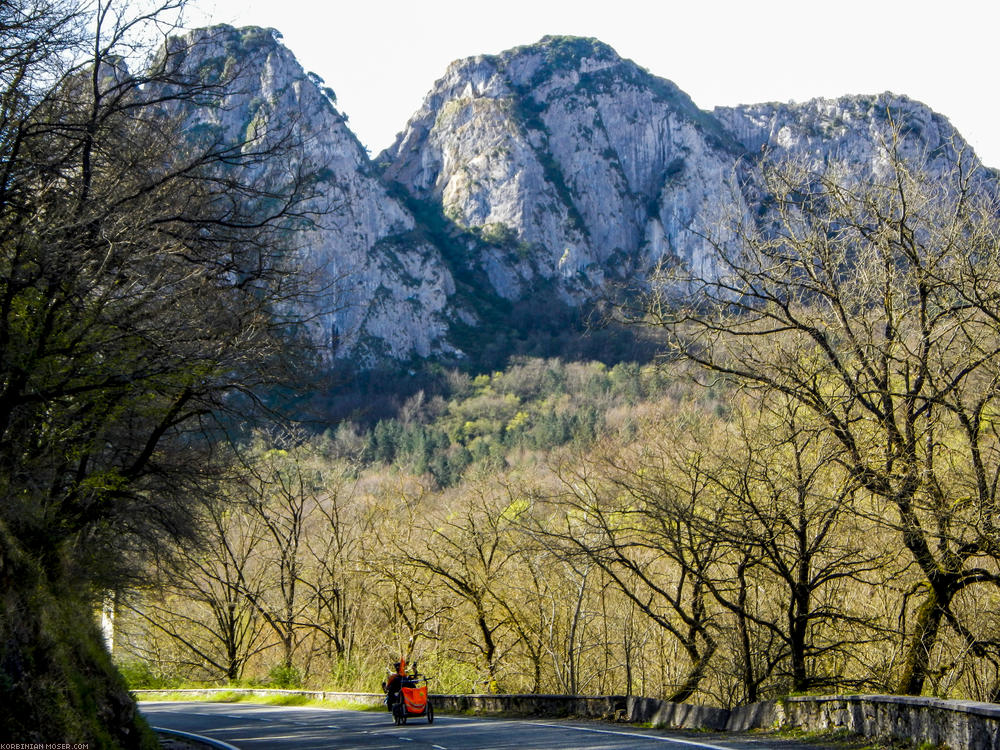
xmin=773 ymin=695 xmax=1000 ymax=750
xmin=134 ymin=689 xmax=1000 ymax=748
xmin=427 ymin=693 xmax=625 ymax=719
xmin=626 ymin=696 xmax=731 ymax=730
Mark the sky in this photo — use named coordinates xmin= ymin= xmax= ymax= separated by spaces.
xmin=184 ymin=0 xmax=1000 ymax=167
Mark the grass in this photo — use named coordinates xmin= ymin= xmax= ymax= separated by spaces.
xmin=758 ymin=725 xmax=946 ymax=750
xmin=136 ymin=690 xmax=384 ymax=713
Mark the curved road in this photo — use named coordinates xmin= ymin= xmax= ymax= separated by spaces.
xmin=139 ymin=701 xmax=820 ymax=749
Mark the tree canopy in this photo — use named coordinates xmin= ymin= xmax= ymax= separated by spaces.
xmin=648 ymin=136 xmax=1000 ymax=695
xmin=0 ymin=1 xmax=324 ymax=743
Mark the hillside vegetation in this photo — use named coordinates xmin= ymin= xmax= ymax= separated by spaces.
xmin=117 ymin=141 xmax=1000 ymax=708
xmin=116 ymin=348 xmax=1000 ymax=705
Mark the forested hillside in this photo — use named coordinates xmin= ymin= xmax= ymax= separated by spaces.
xmin=116 ymin=124 xmax=1000 ymax=708
xmin=116 ymin=344 xmax=1000 ymax=705
xmin=113 ymin=25 xmax=1000 ymax=716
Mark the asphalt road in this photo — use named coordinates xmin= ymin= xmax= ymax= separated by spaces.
xmin=139 ymin=701 xmax=828 ymax=750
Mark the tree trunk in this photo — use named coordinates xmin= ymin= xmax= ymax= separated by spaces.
xmin=789 ymin=569 xmax=811 ymax=692
xmin=897 ymin=584 xmax=949 ymax=695
xmin=665 ymin=640 xmax=716 ymax=703
xmin=735 ymin=562 xmax=757 ymax=702
xmin=477 ymin=606 xmax=499 ymax=692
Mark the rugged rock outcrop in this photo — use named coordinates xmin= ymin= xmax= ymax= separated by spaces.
xmin=161 ymin=30 xmax=993 ymax=366
xmin=161 ymin=25 xmax=462 ymax=365
xmin=380 ymin=36 xmax=749 ymax=302
xmin=714 ymin=92 xmax=971 ymax=179
xmin=381 ymin=37 xmax=988 ymax=314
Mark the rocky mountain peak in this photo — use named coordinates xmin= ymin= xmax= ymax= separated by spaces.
xmin=497 ymin=36 xmax=708 ymax=125
xmin=157 ymin=24 xmax=462 ymax=366
xmin=499 ymin=35 xmax=623 ymax=86
xmin=380 ymin=36 xmax=747 ymax=305
xmin=715 ymin=92 xmax=968 ymax=169
xmin=433 ymin=36 xmax=622 ymax=93
xmin=156 ymin=27 xmax=996 ymax=370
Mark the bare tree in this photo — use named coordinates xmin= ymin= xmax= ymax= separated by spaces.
xmin=394 ymin=476 xmax=526 ymax=692
xmin=646 ymin=135 xmax=1000 ymax=695
xmin=230 ymin=433 xmax=322 ymax=682
xmin=298 ymin=449 xmax=371 ymax=670
xmin=534 ymin=421 xmax=721 ymax=703
xmin=0 ymin=0 xmax=329 ymax=741
xmin=120 ymin=495 xmax=271 ymax=682
xmin=698 ymin=394 xmax=892 ymax=699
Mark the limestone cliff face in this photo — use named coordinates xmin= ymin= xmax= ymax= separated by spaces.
xmin=159 ymin=29 xmax=993 ymax=366
xmin=714 ymin=93 xmax=972 ymax=180
xmin=160 ymin=26 xmax=460 ymax=365
xmin=382 ymin=37 xmax=989 ymax=311
xmin=381 ymin=37 xmax=748 ymax=302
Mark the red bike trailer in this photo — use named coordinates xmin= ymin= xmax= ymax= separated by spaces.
xmin=392 ymin=682 xmax=434 ymax=725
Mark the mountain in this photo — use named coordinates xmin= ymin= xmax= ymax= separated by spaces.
xmin=162 ymin=26 xmax=464 ymax=366
xmin=380 ymin=36 xmax=745 ymax=302
xmin=165 ymin=29 xmax=993 ymax=369
xmin=381 ymin=36 xmax=984 ymax=306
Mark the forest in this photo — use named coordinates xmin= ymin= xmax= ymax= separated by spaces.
xmin=117 ymin=341 xmax=1000 ymax=706
xmin=114 ymin=93 xmax=1000 ymax=711
xmin=117 ymin=134 xmax=1000 ymax=707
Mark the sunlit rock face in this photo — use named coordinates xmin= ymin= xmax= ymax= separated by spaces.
xmin=162 ymin=29 xmax=991 ymax=366
xmin=380 ymin=36 xmax=750 ymax=303
xmin=161 ymin=25 xmax=461 ymax=365
xmin=381 ymin=37 xmax=989 ymax=312
xmin=714 ymin=93 xmax=974 ymax=181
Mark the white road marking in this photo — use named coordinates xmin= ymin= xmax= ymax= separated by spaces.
xmin=233 ymin=735 xmax=306 ymax=741
xmin=147 ymin=702 xmax=736 ymax=748
xmin=438 ymin=714 xmax=735 ymax=749
xmin=152 ymin=727 xmax=241 ymax=750
xmin=532 ymin=721 xmax=735 ymax=749
xmin=220 ymin=714 xmax=270 ymax=722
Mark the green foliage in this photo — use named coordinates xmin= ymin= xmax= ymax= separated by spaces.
xmin=477 ymin=222 xmax=518 ymax=245
xmin=262 ymin=693 xmax=311 ymax=706
xmin=0 ymin=528 xmax=159 ymax=748
xmin=327 ymin=658 xmax=368 ymax=690
xmin=359 ymin=357 xmax=676 ymax=486
xmin=118 ymin=660 xmax=178 ymax=690
xmin=196 ymin=54 xmax=227 ymax=83
xmin=421 ymin=656 xmax=481 ymax=694
xmin=268 ymin=663 xmax=303 ymax=689
xmin=510 ymin=36 xmax=616 ymax=82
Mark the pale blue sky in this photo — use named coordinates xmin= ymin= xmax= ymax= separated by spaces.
xmin=186 ymin=0 xmax=1000 ymax=167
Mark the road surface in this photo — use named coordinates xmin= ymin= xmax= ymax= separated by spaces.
xmin=139 ymin=701 xmax=831 ymax=750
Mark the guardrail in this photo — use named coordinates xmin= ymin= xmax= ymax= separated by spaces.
xmin=134 ymin=688 xmax=1000 ymax=748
